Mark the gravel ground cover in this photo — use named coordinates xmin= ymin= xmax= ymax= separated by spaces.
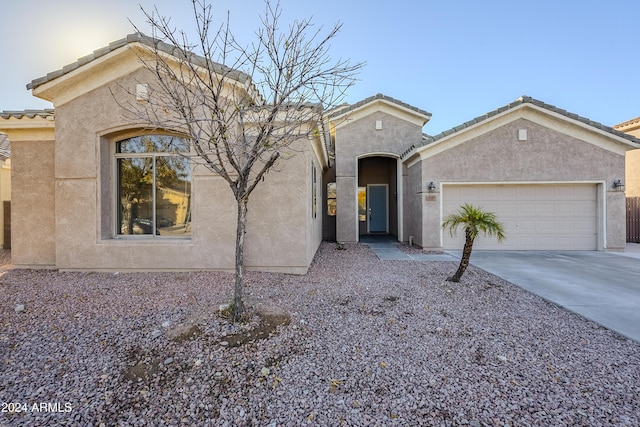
xmin=1 ymin=243 xmax=639 ymax=426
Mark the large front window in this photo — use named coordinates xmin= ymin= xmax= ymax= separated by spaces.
xmin=116 ymin=135 xmax=191 ymax=237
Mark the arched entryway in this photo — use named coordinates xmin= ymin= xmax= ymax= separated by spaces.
xmin=357 ymin=155 xmax=401 ymax=240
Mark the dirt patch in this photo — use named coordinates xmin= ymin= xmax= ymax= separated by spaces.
xmin=224 ymin=303 xmax=290 ymax=348
xmin=123 ymin=350 xmax=161 ymax=381
xmin=170 ymin=324 xmax=203 ymax=342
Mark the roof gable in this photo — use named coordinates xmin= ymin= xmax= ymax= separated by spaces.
xmin=404 ymin=96 xmax=640 ymax=161
xmin=330 ymin=93 xmax=431 ymax=129
xmin=27 ymin=33 xmax=255 ymax=107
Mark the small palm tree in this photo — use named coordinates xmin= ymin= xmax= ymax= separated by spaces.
xmin=442 ymin=203 xmax=505 ymax=282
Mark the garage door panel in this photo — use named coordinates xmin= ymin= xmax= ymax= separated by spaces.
xmin=500 ymin=187 xmax=519 ymax=197
xmin=575 ymin=201 xmax=595 ymax=211
xmin=535 ymin=203 xmax=556 ymax=215
xmin=443 ymin=184 xmax=597 ymax=250
xmin=574 ymin=221 xmax=597 ymax=232
xmin=557 ymin=204 xmax=578 ymax=215
xmin=535 ymin=219 xmax=555 ymax=230
xmin=499 ymin=202 xmax=519 ymax=215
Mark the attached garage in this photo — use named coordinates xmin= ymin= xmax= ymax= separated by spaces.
xmin=442 ymin=183 xmax=599 ymax=250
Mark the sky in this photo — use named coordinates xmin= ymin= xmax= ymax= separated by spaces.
xmin=1 ymin=0 xmax=639 ymax=134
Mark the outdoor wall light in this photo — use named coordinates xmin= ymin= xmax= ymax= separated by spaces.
xmin=613 ymin=179 xmax=625 ymax=191
xmin=427 ymin=181 xmax=436 ymax=193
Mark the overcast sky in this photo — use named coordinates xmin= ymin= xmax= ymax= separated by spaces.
xmin=1 ymin=0 xmax=638 ymax=134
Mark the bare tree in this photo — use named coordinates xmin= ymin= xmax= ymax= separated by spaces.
xmin=120 ymin=0 xmax=363 ymax=321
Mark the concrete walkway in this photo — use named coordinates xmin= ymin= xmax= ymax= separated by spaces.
xmin=358 ymin=235 xmax=457 ymax=261
xmin=360 ymin=236 xmax=640 ymax=343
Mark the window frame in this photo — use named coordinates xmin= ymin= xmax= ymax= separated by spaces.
xmin=113 ymin=134 xmax=192 ymax=239
xmin=327 ymin=182 xmax=336 ymax=216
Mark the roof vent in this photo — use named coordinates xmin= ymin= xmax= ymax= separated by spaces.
xmin=518 ymin=129 xmax=527 ymax=141
xmin=136 ymin=84 xmax=149 ymax=101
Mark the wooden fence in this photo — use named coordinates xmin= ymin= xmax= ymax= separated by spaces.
xmin=627 ymin=197 xmax=640 ymax=243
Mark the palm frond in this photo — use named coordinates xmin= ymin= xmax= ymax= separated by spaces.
xmin=442 ymin=203 xmax=505 ymax=242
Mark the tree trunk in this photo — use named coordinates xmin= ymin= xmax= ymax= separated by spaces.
xmin=231 ymin=197 xmax=249 ymax=322
xmin=447 ymin=227 xmax=475 ymax=282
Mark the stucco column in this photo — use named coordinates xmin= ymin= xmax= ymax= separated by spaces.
xmin=336 ymin=176 xmax=357 ymax=243
xmin=422 ymin=190 xmax=441 ymax=249
xmin=606 ymin=190 xmax=627 ymax=251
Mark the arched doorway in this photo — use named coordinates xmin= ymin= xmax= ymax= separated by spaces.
xmin=357 ymin=155 xmax=400 ymax=239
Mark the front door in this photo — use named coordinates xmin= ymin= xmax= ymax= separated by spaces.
xmin=367 ymin=184 xmax=388 ymax=233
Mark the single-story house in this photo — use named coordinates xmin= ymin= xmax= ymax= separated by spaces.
xmin=1 ymin=34 xmax=638 ymax=273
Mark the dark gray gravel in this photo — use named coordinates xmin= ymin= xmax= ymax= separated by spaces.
xmin=1 ymin=243 xmax=639 ymax=426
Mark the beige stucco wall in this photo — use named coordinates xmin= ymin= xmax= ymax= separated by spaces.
xmin=22 ymin=66 xmax=321 ymax=273
xmin=11 ymin=138 xmax=56 ymax=265
xmin=0 ymin=159 xmax=10 ymax=249
xmin=1 ymin=160 xmax=10 ymax=202
xmin=626 ymin=149 xmax=640 ymax=197
xmin=0 ymin=119 xmax=56 ymax=262
xmin=416 ymin=115 xmax=630 ymax=250
xmin=333 ymin=110 xmax=422 ymax=243
xmin=403 ymin=161 xmax=423 ymax=246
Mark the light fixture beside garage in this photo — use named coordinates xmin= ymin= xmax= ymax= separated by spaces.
xmin=427 ymin=181 xmax=436 ymax=192
xmin=613 ymin=180 xmax=625 ymax=191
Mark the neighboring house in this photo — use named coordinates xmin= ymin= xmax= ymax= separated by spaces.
xmin=1 ymin=34 xmax=638 ymax=272
xmin=0 ymin=131 xmax=11 ymax=248
xmin=613 ymin=117 xmax=640 ymax=197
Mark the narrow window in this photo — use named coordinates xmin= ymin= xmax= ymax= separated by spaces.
xmin=358 ymin=187 xmax=367 ymax=222
xmin=327 ymin=182 xmax=336 ymax=216
xmin=312 ymin=163 xmax=317 ymax=218
xmin=116 ymin=135 xmax=191 ymax=237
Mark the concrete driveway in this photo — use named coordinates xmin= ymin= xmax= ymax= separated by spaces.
xmin=465 ymin=249 xmax=640 ymax=342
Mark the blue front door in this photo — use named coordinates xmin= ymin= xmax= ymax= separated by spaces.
xmin=368 ymin=184 xmax=387 ymax=233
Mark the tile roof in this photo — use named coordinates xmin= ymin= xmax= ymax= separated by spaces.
xmin=0 ymin=109 xmax=55 ymax=119
xmin=26 ymin=33 xmax=250 ymax=92
xmin=613 ymin=116 xmax=640 ymax=130
xmin=330 ymin=93 xmax=432 ymax=120
xmin=401 ymin=96 xmax=640 ymax=158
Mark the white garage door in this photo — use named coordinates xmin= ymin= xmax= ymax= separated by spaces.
xmin=442 ymin=184 xmax=597 ymax=250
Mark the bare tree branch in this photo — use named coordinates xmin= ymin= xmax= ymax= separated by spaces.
xmin=117 ymin=0 xmax=365 ymax=321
